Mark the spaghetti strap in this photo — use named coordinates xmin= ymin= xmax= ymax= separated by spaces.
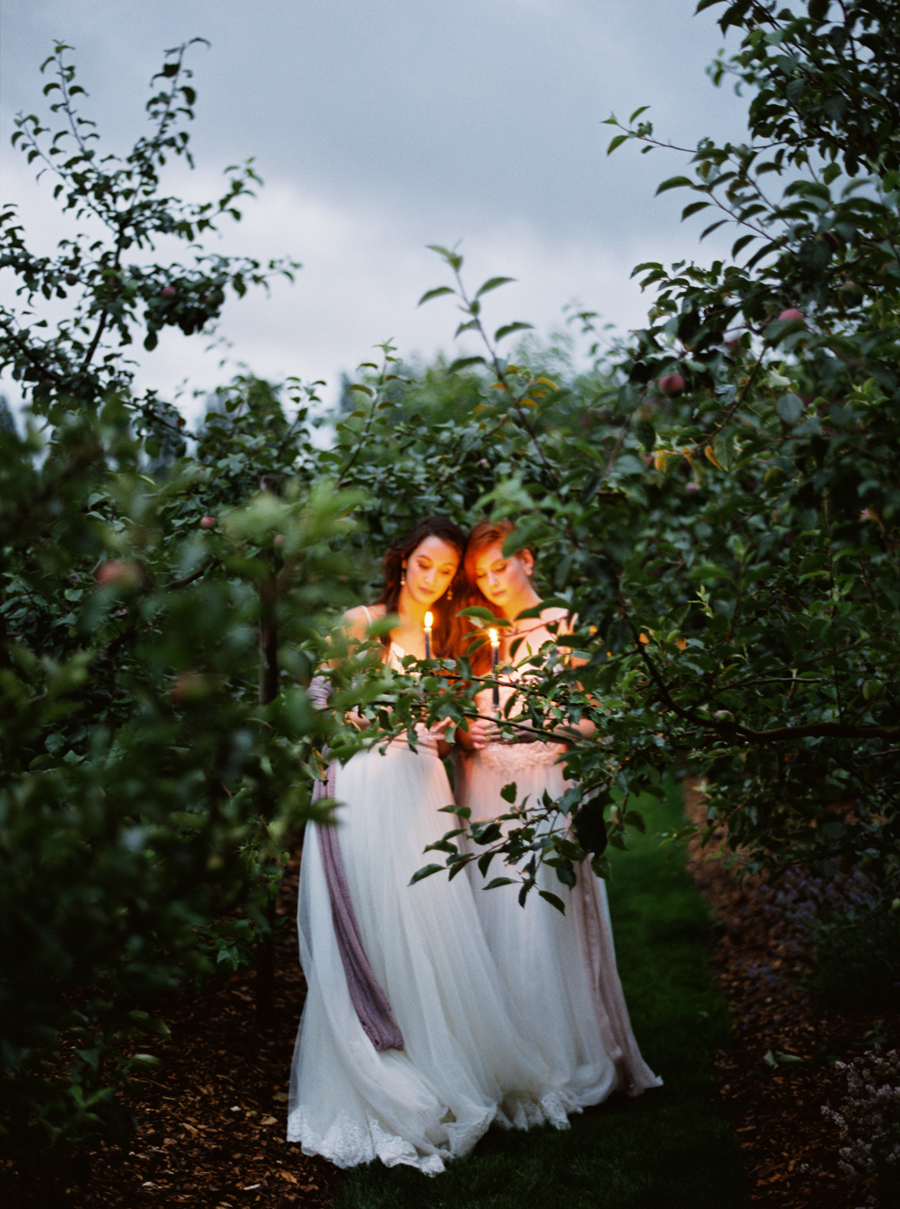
xmin=361 ymin=605 xmax=373 ymax=625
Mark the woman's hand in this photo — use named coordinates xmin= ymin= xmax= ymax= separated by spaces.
xmin=457 ymin=716 xmax=498 ymax=750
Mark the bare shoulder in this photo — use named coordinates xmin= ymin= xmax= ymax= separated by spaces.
xmin=342 ymin=602 xmax=386 ymax=641
xmin=542 ymin=605 xmax=572 ymax=630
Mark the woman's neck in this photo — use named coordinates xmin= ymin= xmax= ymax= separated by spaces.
xmin=397 ymin=587 xmax=428 ymax=626
xmin=502 ymin=585 xmax=542 ymax=624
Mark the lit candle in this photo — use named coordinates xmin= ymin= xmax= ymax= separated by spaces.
xmin=424 ymin=611 xmax=433 ymax=660
xmin=489 ymin=627 xmax=500 ymax=710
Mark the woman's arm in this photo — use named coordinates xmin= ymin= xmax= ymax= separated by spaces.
xmin=328 ymin=604 xmax=386 ymax=728
xmin=546 ymin=608 xmax=597 ymax=738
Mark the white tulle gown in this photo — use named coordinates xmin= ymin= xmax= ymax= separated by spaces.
xmin=454 ymin=682 xmax=662 ymax=1107
xmin=287 ymin=644 xmax=572 ymax=1174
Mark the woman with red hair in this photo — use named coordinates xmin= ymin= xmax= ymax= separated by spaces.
xmin=456 ymin=518 xmax=662 ymax=1107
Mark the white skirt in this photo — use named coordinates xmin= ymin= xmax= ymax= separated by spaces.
xmin=454 ymin=741 xmax=662 ymax=1105
xmin=288 ymin=737 xmax=572 ymax=1174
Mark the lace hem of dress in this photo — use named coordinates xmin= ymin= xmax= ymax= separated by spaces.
xmin=287 ymin=1089 xmax=576 ymax=1173
xmin=288 ymin=1107 xmax=450 ymax=1174
xmin=494 ymin=1088 xmax=574 ymax=1133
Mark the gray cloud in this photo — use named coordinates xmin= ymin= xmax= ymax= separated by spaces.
xmin=1 ymin=0 xmax=750 ymax=408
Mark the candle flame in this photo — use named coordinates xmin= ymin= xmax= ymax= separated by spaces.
xmin=489 ymin=627 xmax=499 ymax=647
xmin=424 ymin=611 xmax=433 ymax=630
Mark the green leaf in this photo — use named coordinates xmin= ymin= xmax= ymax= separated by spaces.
xmin=409 ymin=863 xmax=444 ymax=886
xmin=607 ymin=134 xmax=628 ymax=155
xmin=681 ymin=200 xmax=710 ymax=220
xmin=475 ymin=276 xmax=515 ymax=298
xmin=427 ymin=244 xmax=463 ymax=271
xmin=494 ymin=322 xmax=533 ymax=342
xmin=629 ymin=105 xmax=650 ymax=123
xmin=775 ymin=1051 xmax=804 ymax=1067
xmin=538 ymin=890 xmax=566 ymax=914
xmin=777 ymin=394 xmax=804 ymax=424
xmin=457 ymin=605 xmax=503 ymax=622
xmin=635 ymin=418 xmax=656 ymax=453
xmin=484 ymin=877 xmax=516 ymax=890
xmin=447 ymin=355 xmax=486 ymax=374
xmin=862 ymin=680 xmax=881 ymax=702
xmin=417 ymin=285 xmax=454 ymax=306
xmin=500 ymin=782 xmax=518 ymax=804
xmin=656 ymin=175 xmax=695 ymax=196
xmin=455 ymin=319 xmax=480 ymax=337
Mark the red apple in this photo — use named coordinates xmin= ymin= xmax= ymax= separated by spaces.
xmin=274 ymin=534 xmax=285 ymax=548
xmin=200 ymin=515 xmax=215 ymax=530
xmin=65 ymin=272 xmax=78 ymax=286
xmin=161 ymin=285 xmax=177 ymax=299
xmin=778 ymin=308 xmax=804 ymax=322
xmin=96 ymin=559 xmax=141 ymax=589
xmin=171 ymin=672 xmax=213 ymax=703
xmin=658 ymin=373 xmax=685 ymax=396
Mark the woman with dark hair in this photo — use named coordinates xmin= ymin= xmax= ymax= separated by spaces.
xmin=287 ymin=517 xmax=567 ymax=1174
xmin=455 ymin=518 xmax=662 ymax=1108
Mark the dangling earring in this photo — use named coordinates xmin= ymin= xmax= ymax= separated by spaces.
xmin=446 ymin=586 xmax=453 ymax=601
xmin=400 ymin=565 xmax=406 ymax=587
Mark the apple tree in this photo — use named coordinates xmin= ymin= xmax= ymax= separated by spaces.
xmin=0 ymin=42 xmax=363 ymax=1152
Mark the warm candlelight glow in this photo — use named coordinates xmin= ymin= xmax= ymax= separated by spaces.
xmin=425 ymin=612 xmax=433 ymax=631
xmin=489 ymin=628 xmax=499 ymax=649
xmin=424 ymin=611 xmax=433 ymax=660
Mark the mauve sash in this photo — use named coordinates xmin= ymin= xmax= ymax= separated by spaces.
xmin=311 ymin=730 xmax=404 ymax=1053
xmin=571 ymin=863 xmax=663 ymax=1095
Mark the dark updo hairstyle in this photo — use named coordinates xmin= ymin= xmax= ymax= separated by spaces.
xmin=373 ymin=516 xmax=467 ymax=659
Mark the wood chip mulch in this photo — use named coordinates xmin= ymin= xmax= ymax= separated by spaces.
xmin=683 ymin=778 xmax=897 ymax=1209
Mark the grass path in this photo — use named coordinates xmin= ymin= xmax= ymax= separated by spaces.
xmin=335 ymin=780 xmax=750 ymax=1208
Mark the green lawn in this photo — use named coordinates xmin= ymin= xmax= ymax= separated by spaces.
xmin=334 ymin=780 xmax=750 ymax=1208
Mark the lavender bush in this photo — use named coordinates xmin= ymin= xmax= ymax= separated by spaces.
xmin=822 ymin=1049 xmax=900 ymax=1207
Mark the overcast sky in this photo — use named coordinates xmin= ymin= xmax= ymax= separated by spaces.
xmin=0 ymin=0 xmax=748 ymax=416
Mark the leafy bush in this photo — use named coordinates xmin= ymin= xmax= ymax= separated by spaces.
xmin=0 ymin=42 xmax=361 ymax=1152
